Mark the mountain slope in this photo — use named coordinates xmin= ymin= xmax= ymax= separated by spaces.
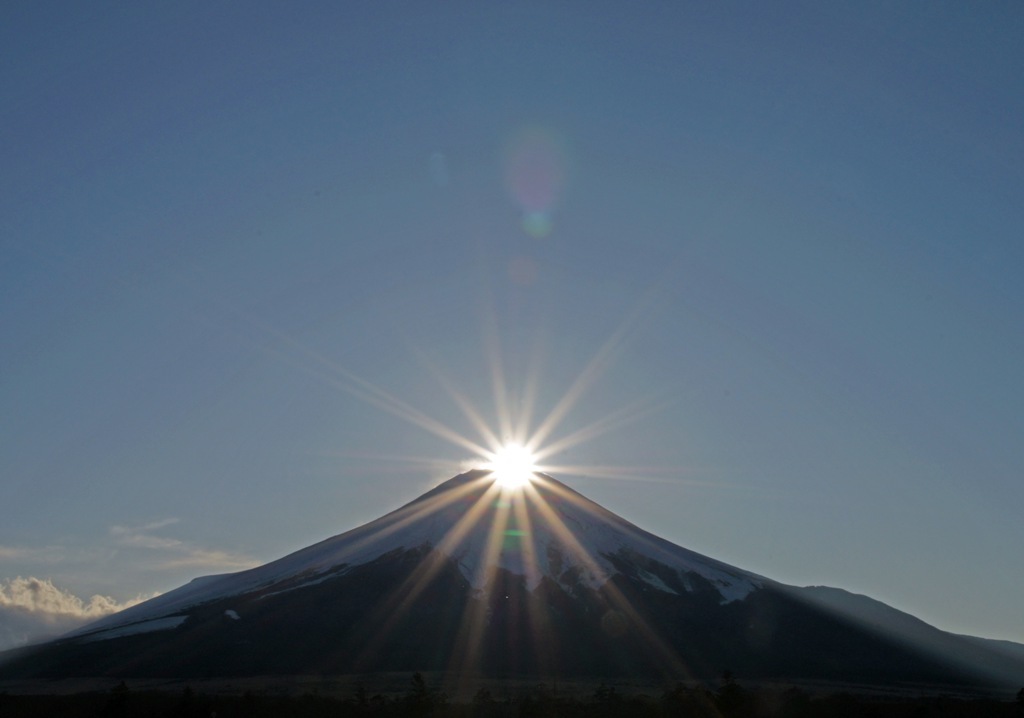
xmin=72 ymin=470 xmax=760 ymax=638
xmin=2 ymin=471 xmax=1022 ymax=690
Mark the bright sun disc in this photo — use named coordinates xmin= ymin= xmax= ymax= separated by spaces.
xmin=485 ymin=443 xmax=537 ymax=489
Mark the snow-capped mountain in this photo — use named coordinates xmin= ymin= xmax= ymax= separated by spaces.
xmin=2 ymin=471 xmax=1022 ymax=689
xmin=74 ymin=470 xmax=760 ymax=640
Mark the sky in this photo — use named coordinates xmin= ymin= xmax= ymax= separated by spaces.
xmin=2 ymin=2 xmax=1023 ymax=651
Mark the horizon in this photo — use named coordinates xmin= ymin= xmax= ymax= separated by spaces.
xmin=11 ymin=466 xmax=1023 ymax=692
xmin=2 ymin=2 xmax=1023 ymax=653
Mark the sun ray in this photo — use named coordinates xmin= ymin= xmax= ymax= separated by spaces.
xmin=232 ymin=314 xmax=495 ymax=459
xmin=476 ymin=492 xmax=516 ymax=588
xmin=524 ymin=478 xmax=692 ymax=679
xmin=532 ymin=396 xmax=666 ymax=463
xmin=348 ymin=474 xmax=563 ymax=689
xmin=218 ymin=259 xmax=712 ymax=684
xmin=525 ymin=318 xmax=636 ymax=453
xmin=436 ymin=485 xmax=506 ymax=567
xmin=520 ymin=480 xmax=608 ymax=580
xmin=481 ymin=302 xmax=516 ymax=444
xmin=446 ymin=571 xmax=495 ymax=691
xmin=413 ymin=349 xmax=504 ymax=453
xmin=352 ymin=482 xmax=503 ymax=667
xmin=508 ymin=491 xmax=561 ymax=678
xmin=513 ymin=327 xmax=547 ymax=447
xmin=313 ymin=450 xmax=467 ymax=471
xmin=318 ymin=373 xmax=491 ymax=458
xmin=536 ymin=463 xmax=697 ymax=483
xmin=444 ymin=484 xmax=517 ymax=686
xmin=232 ymin=273 xmax=694 ymax=513
xmin=445 ymin=483 xmax=549 ymax=694
xmin=529 ymin=477 xmax=747 ymax=596
xmin=510 ymin=487 xmax=542 ymax=589
xmin=525 ymin=278 xmax=675 ymax=455
xmin=324 ymin=475 xmax=493 ymax=564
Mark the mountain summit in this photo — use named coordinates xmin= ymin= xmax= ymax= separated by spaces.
xmin=76 ymin=470 xmax=761 ymax=639
xmin=2 ymin=471 xmax=1022 ymax=689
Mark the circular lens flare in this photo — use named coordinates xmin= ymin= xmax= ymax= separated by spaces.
xmin=485 ymin=443 xmax=537 ymax=489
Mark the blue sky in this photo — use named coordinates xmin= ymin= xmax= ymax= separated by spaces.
xmin=2 ymin=2 xmax=1023 ymax=649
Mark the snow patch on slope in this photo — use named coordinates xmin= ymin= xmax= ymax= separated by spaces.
xmin=636 ymin=569 xmax=678 ymax=595
xmin=79 ymin=615 xmax=187 ymax=642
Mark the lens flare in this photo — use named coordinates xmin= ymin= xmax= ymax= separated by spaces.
xmin=503 ymin=127 xmax=567 ymax=238
xmin=484 ymin=443 xmax=537 ymax=489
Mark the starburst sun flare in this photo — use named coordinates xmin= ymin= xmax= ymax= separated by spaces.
xmin=198 ymin=299 xmax=696 ymax=690
xmin=482 ymin=442 xmax=537 ymax=489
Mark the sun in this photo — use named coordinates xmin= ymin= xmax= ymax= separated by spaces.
xmin=484 ymin=443 xmax=538 ymax=489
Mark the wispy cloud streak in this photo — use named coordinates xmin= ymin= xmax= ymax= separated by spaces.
xmin=110 ymin=520 xmax=255 ymax=571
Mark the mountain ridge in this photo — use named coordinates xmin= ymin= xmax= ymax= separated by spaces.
xmin=70 ymin=470 xmax=762 ymax=640
xmin=2 ymin=470 xmax=1022 ymax=691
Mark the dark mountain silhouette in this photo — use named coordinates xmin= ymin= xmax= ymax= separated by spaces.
xmin=2 ymin=470 xmax=1022 ymax=690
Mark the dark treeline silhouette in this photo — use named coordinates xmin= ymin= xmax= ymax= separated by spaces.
xmin=0 ymin=674 xmax=1020 ymax=718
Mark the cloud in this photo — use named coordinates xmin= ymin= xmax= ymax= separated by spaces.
xmin=0 ymin=522 xmax=257 ymax=650
xmin=0 ymin=577 xmax=148 ymax=651
xmin=110 ymin=518 xmax=183 ymax=549
xmin=111 ymin=531 xmax=185 ymax=551
xmin=0 ymin=544 xmax=64 ymax=562
xmin=110 ymin=520 xmax=256 ymax=571
xmin=157 ymin=548 xmax=255 ymax=570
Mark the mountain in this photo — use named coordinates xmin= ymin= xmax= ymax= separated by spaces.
xmin=1 ymin=470 xmax=1022 ymax=691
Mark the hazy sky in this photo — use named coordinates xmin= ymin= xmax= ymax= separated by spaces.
xmin=3 ymin=2 xmax=1023 ymax=650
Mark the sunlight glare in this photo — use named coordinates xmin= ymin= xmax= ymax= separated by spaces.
xmin=485 ymin=443 xmax=537 ymax=489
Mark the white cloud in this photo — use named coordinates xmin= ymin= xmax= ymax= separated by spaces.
xmin=114 ymin=532 xmax=185 ymax=551
xmin=0 ymin=544 xmax=64 ymax=562
xmin=0 ymin=577 xmax=149 ymax=651
xmin=110 ymin=519 xmax=256 ymax=570
xmin=0 ymin=522 xmax=258 ymax=651
xmin=157 ymin=548 xmax=254 ymax=570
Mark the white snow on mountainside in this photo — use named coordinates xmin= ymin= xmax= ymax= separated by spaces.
xmin=69 ymin=471 xmax=762 ymax=640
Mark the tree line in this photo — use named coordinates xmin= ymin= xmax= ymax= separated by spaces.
xmin=0 ymin=674 xmax=1021 ymax=717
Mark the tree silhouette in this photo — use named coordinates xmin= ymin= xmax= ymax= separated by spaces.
xmin=102 ymin=681 xmax=129 ymax=718
xmin=351 ymin=681 xmax=368 ymax=709
xmin=403 ymin=672 xmax=445 ymax=716
xmin=716 ymin=671 xmax=750 ymax=718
